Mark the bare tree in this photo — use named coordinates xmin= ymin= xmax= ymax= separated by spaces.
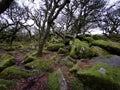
xmin=29 ymin=0 xmax=70 ymax=56
xmin=61 ymin=0 xmax=107 ymax=35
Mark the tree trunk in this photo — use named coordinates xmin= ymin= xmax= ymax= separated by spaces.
xmin=37 ymin=26 xmax=50 ymax=57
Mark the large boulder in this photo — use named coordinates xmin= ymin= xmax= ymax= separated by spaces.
xmin=92 ymin=55 xmax=120 ymax=68
xmin=77 ymin=63 xmax=120 ymax=90
xmin=69 ymin=39 xmax=98 ymax=59
xmin=25 ymin=59 xmax=52 ymax=72
xmin=0 ymin=66 xmax=32 ymax=79
xmin=92 ymin=40 xmax=120 ymax=55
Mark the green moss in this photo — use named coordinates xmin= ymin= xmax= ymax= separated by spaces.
xmin=69 ymin=39 xmax=97 ymax=59
xmin=0 ymin=54 xmax=16 ymax=72
xmin=57 ymin=48 xmax=67 ymax=54
xmin=69 ymin=39 xmax=89 ymax=58
xmin=92 ymin=40 xmax=120 ymax=55
xmin=70 ymin=62 xmax=80 ymax=73
xmin=77 ymin=63 xmax=120 ymax=90
xmin=91 ymin=46 xmax=109 ymax=56
xmin=47 ymin=70 xmax=62 ymax=90
xmin=50 ymin=55 xmax=58 ymax=63
xmin=47 ymin=43 xmax=65 ymax=51
xmin=69 ymin=78 xmax=84 ymax=90
xmin=0 ymin=79 xmax=17 ymax=88
xmin=23 ymin=55 xmax=36 ymax=64
xmin=84 ymin=37 xmax=94 ymax=43
xmin=25 ymin=59 xmax=52 ymax=72
xmin=0 ymin=66 xmax=32 ymax=79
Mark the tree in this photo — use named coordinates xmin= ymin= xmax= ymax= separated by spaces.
xmin=0 ymin=0 xmax=14 ymax=14
xmin=61 ymin=0 xmax=107 ymax=35
xmin=0 ymin=1 xmax=30 ymax=45
xmin=29 ymin=0 xmax=70 ymax=56
xmin=98 ymin=1 xmax=120 ymax=36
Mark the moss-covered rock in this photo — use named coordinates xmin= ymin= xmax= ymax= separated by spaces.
xmin=0 ymin=66 xmax=32 ymax=79
xmin=0 ymin=79 xmax=17 ymax=89
xmin=47 ymin=43 xmax=65 ymax=51
xmin=69 ymin=78 xmax=84 ymax=90
xmin=92 ymin=40 xmax=120 ymax=55
xmin=92 ymin=55 xmax=120 ymax=68
xmin=0 ymin=54 xmax=16 ymax=72
xmin=25 ymin=59 xmax=52 ymax=72
xmin=47 ymin=70 xmax=62 ymax=90
xmin=69 ymin=39 xmax=97 ymax=59
xmin=69 ymin=61 xmax=80 ymax=73
xmin=90 ymin=46 xmax=109 ymax=56
xmin=77 ymin=63 xmax=120 ymax=90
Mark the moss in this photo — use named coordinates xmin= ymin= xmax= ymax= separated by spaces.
xmin=47 ymin=43 xmax=65 ymax=51
xmin=0 ymin=66 xmax=32 ymax=79
xmin=0 ymin=54 xmax=16 ymax=72
xmin=47 ymin=70 xmax=62 ymax=90
xmin=0 ymin=79 xmax=17 ymax=88
xmin=92 ymin=40 xmax=120 ymax=55
xmin=50 ymin=55 xmax=58 ymax=63
xmin=23 ymin=55 xmax=36 ymax=64
xmin=77 ymin=63 xmax=120 ymax=90
xmin=69 ymin=78 xmax=84 ymax=90
xmin=57 ymin=48 xmax=67 ymax=54
xmin=69 ymin=39 xmax=89 ymax=58
xmin=70 ymin=62 xmax=80 ymax=73
xmin=69 ymin=39 xmax=97 ymax=59
xmin=61 ymin=60 xmax=73 ymax=68
xmin=91 ymin=46 xmax=109 ymax=56
xmin=25 ymin=59 xmax=52 ymax=72
xmin=84 ymin=37 xmax=94 ymax=43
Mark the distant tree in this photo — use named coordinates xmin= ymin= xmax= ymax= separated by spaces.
xmin=0 ymin=1 xmax=29 ymax=45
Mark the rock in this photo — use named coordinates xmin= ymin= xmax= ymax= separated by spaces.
xmin=69 ymin=39 xmax=98 ymax=59
xmin=77 ymin=62 xmax=120 ymax=90
xmin=92 ymin=40 xmax=120 ymax=55
xmin=92 ymin=55 xmax=120 ymax=68
xmin=0 ymin=66 xmax=32 ymax=79
xmin=0 ymin=54 xmax=16 ymax=72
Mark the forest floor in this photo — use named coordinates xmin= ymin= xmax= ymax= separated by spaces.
xmin=0 ymin=49 xmax=86 ymax=90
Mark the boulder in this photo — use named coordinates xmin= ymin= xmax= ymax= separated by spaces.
xmin=77 ymin=63 xmax=120 ymax=90
xmin=0 ymin=66 xmax=32 ymax=79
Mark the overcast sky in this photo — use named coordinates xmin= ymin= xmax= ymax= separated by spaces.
xmin=16 ymin=0 xmax=120 ymax=35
